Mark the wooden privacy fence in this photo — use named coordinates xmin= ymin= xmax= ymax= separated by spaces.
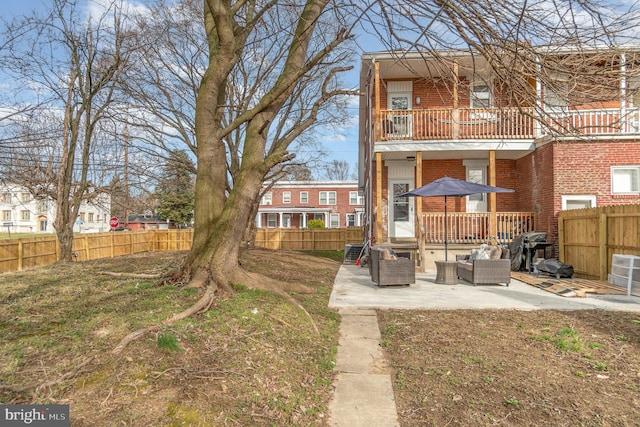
xmin=0 ymin=230 xmax=194 ymax=274
xmin=558 ymin=204 xmax=640 ymax=280
xmin=1 ymin=227 xmax=363 ymax=274
xmin=253 ymin=227 xmax=364 ymax=250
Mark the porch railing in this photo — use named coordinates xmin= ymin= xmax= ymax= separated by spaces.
xmin=544 ymin=108 xmax=640 ymax=135
xmin=421 ymin=212 xmax=536 ymax=246
xmin=379 ymin=107 xmax=640 ymax=141
xmin=380 ymin=107 xmax=536 ymax=140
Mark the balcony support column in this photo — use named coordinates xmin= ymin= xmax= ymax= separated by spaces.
xmin=489 ymin=150 xmax=497 ymax=241
xmin=452 ymin=61 xmax=460 ymax=139
xmin=374 ymin=61 xmax=381 ymax=142
xmin=415 ymin=151 xmax=425 ymax=271
xmin=375 ymin=152 xmax=383 ymax=242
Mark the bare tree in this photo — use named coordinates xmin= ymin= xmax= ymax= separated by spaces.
xmin=319 ymin=159 xmax=353 ymax=180
xmin=1 ymin=0 xmax=136 ymax=260
xmin=365 ymin=0 xmax=640 ymax=127
xmin=176 ymin=0 xmax=359 ymax=295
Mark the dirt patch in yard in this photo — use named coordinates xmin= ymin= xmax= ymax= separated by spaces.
xmin=1 ymin=247 xmax=639 ymax=426
xmin=378 ymin=309 xmax=640 ymax=426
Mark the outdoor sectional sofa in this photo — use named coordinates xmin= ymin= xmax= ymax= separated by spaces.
xmin=456 ymin=245 xmax=511 ymax=286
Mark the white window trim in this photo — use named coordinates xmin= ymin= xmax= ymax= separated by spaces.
xmin=346 ymin=213 xmax=356 ymax=227
xmin=611 ymin=166 xmax=640 ymax=194
xmin=471 ymin=78 xmax=492 ymax=109
xmin=282 ymin=191 xmax=291 ymax=204
xmin=300 ymin=192 xmax=308 ymax=204
xmin=329 ymin=213 xmax=339 ymax=228
xmin=266 ymin=213 xmax=277 ymax=228
xmin=561 ymin=195 xmax=597 ymax=210
xmin=262 ymin=192 xmax=273 ymax=205
xmin=320 ymin=191 xmax=336 ymax=205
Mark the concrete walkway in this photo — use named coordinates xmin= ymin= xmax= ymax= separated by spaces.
xmin=326 ymin=264 xmax=640 ymax=426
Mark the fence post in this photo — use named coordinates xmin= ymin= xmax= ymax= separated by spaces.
xmin=599 ymin=213 xmax=608 ymax=281
xmin=557 ymin=216 xmax=564 ymax=263
xmin=18 ymin=240 xmax=23 ymax=271
xmin=84 ymin=235 xmax=90 ymax=260
xmin=111 ymin=232 xmax=115 ymax=258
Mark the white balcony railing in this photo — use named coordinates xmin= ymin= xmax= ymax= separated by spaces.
xmin=421 ymin=212 xmax=536 ymax=246
xmin=379 ymin=107 xmax=640 ymax=141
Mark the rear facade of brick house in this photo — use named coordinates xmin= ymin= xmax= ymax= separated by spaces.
xmin=358 ymin=48 xmax=640 ymax=266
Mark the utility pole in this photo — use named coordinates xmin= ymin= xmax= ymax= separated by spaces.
xmin=124 ymin=126 xmax=129 ymax=228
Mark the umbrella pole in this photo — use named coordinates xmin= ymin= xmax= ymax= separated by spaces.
xmin=444 ymin=195 xmax=448 ymax=261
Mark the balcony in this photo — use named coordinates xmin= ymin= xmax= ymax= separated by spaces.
xmin=378 ymin=107 xmax=640 ymax=141
xmin=420 ymin=212 xmax=536 ymax=246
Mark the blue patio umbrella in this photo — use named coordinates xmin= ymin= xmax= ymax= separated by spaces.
xmin=399 ymin=176 xmax=514 ymax=260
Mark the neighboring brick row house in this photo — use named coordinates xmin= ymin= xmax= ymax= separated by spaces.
xmin=358 ymin=47 xmax=640 ymax=268
xmin=256 ymin=180 xmax=364 ymax=229
xmin=0 ymin=184 xmax=111 ymax=234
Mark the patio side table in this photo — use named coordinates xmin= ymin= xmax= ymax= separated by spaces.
xmin=435 ymin=260 xmax=458 ymax=285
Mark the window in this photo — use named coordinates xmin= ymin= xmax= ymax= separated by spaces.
xmin=1 ymin=193 xmax=10 ymax=204
xmin=346 ymin=213 xmax=356 ymax=227
xmin=266 ymin=213 xmax=277 ymax=228
xmin=2 ymin=211 xmax=10 ymax=221
xmin=329 ymin=214 xmax=339 ymax=228
xmin=612 ymin=166 xmax=640 ymax=194
xmin=300 ymin=192 xmax=308 ymax=204
xmin=79 ymin=212 xmax=86 ymax=222
xmin=471 ymin=80 xmax=492 ymax=108
xmin=261 ymin=192 xmax=272 ymax=205
xmin=544 ymin=74 xmax=568 ymax=110
xmin=88 ymin=213 xmax=94 ymax=222
xmin=37 ymin=201 xmax=48 ymax=213
xmin=313 ymin=213 xmax=324 ymax=221
xmin=282 ymin=191 xmax=291 ymax=204
xmin=562 ymin=195 xmax=596 ymax=210
xmin=21 ymin=210 xmax=30 ymax=220
xmin=20 ymin=193 xmax=31 ymax=203
xmin=319 ymin=191 xmax=336 ymax=205
xmin=282 ymin=214 xmax=291 ymax=228
xmin=349 ymin=191 xmax=363 ymax=205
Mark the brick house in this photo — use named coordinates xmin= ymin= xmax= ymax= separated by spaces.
xmin=255 ymin=180 xmax=364 ymax=229
xmin=358 ymin=47 xmax=640 ymax=268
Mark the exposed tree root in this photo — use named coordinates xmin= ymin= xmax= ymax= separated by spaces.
xmin=112 ymin=265 xmax=318 ymax=355
xmin=99 ymin=271 xmax=165 ymax=279
xmin=0 ymin=356 xmax=95 ymax=395
xmin=228 ymin=268 xmax=319 ymax=335
xmin=112 ymin=286 xmax=216 ymax=355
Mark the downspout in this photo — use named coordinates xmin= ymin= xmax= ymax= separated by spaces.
xmin=620 ymin=52 xmax=627 ymax=131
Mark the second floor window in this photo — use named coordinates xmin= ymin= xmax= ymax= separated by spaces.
xmin=21 ymin=193 xmax=31 ymax=203
xmin=612 ymin=166 xmax=640 ymax=194
xmin=320 ymin=191 xmax=336 ymax=205
xmin=300 ymin=192 xmax=308 ymax=204
xmin=21 ymin=210 xmax=30 ymax=220
xmin=282 ymin=192 xmax=291 ymax=204
xmin=471 ymin=81 xmax=492 ymax=109
xmin=349 ymin=191 xmax=363 ymax=205
xmin=88 ymin=213 xmax=94 ymax=222
xmin=1 ymin=193 xmax=10 ymax=204
xmin=261 ymin=192 xmax=272 ymax=205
